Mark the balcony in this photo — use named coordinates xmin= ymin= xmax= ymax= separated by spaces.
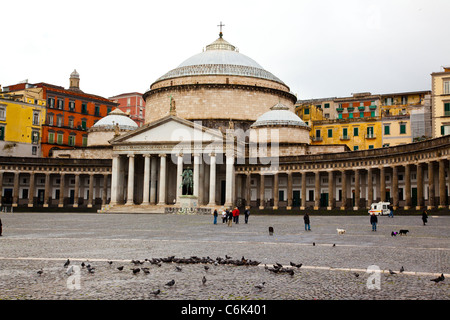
xmin=311 ymin=136 xmax=323 ymax=142
xmin=366 ymin=134 xmax=376 ymax=139
xmin=369 ymin=105 xmax=377 ymax=110
xmin=340 ymin=135 xmax=350 ymax=140
xmin=358 ymin=106 xmax=365 ymax=111
xmin=336 ymin=107 xmax=344 ymax=112
xmin=445 ymin=111 xmax=450 ymax=117
xmin=347 ymin=107 xmax=355 ymax=112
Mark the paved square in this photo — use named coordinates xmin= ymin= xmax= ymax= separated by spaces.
xmin=0 ymin=212 xmax=448 ymax=300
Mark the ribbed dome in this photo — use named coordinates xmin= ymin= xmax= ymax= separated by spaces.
xmin=93 ymin=108 xmax=138 ymax=131
xmin=251 ymin=103 xmax=308 ymax=128
xmin=154 ymin=36 xmax=284 ymax=85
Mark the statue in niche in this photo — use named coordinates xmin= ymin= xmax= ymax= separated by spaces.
xmin=169 ymin=95 xmax=176 ymax=116
xmin=181 ymin=169 xmax=193 ymax=195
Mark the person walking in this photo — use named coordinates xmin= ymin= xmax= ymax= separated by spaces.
xmin=388 ymin=205 xmax=394 ymax=218
xmin=222 ymin=209 xmax=227 ymax=223
xmin=244 ymin=208 xmax=250 ymax=224
xmin=0 ymin=218 xmax=2 ymax=236
xmin=422 ymin=210 xmax=428 ymax=226
xmin=232 ymin=207 xmax=240 ymax=224
xmin=370 ymin=212 xmax=378 ymax=231
xmin=303 ymin=212 xmax=311 ymax=231
xmin=213 ymin=209 xmax=218 ymax=225
xmin=227 ymin=209 xmax=233 ymax=227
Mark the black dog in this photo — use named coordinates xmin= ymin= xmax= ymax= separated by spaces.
xmin=269 ymin=227 xmax=274 ymax=236
xmin=391 ymin=231 xmax=398 ymax=237
xmin=399 ymin=229 xmax=409 ymax=235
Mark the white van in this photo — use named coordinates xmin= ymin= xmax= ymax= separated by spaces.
xmin=368 ymin=202 xmax=391 ymax=216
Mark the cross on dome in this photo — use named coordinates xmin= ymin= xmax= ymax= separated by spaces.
xmin=217 ymin=21 xmax=225 ymax=38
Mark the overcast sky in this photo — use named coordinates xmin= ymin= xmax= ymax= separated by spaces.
xmin=1 ymin=0 xmax=449 ymax=100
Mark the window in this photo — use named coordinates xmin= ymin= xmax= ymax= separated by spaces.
xmin=68 ymin=134 xmax=76 ymax=146
xmin=47 ymin=97 xmax=55 ymax=108
xmin=32 ymin=146 xmax=37 ymax=155
xmin=57 ymin=132 xmax=64 ymax=145
xmin=360 ymin=112 xmax=364 ymax=118
xmin=369 ymin=145 xmax=374 ymax=149
xmin=444 ymin=80 xmax=450 ymax=94
xmin=343 ymin=128 xmax=348 ymax=138
xmin=31 ymin=131 xmax=39 ymax=144
xmin=68 ymin=101 xmax=75 ymax=111
xmin=324 ymin=103 xmax=330 ymax=108
xmin=68 ymin=117 xmax=74 ymax=128
xmin=385 ymin=97 xmax=393 ymax=105
xmin=441 ymin=125 xmax=450 ymax=136
xmin=400 ymin=123 xmax=406 ymax=134
xmin=82 ymin=135 xmax=88 ymax=147
xmin=56 ymin=114 xmax=63 ymax=127
xmin=367 ymin=126 xmax=374 ymax=138
xmin=127 ymin=98 xmax=131 ymax=106
xmin=0 ymin=106 xmax=6 ymax=120
xmin=353 ymin=127 xmax=359 ymax=136
xmin=81 ymin=119 xmax=87 ymax=130
xmin=0 ymin=125 xmax=5 ymax=141
xmin=304 ymin=108 xmax=310 ymax=115
xmin=315 ymin=129 xmax=321 ymax=138
xmin=48 ymin=132 xmax=55 ymax=144
xmin=354 ymin=146 xmax=359 ymax=151
xmin=81 ymin=103 xmax=88 ymax=114
xmin=384 ymin=125 xmax=390 ymax=135
xmin=57 ymin=98 xmax=64 ymax=110
xmin=348 ymin=113 xmax=353 ymax=119
xmin=94 ymin=105 xmax=100 ymax=116
xmin=327 ymin=128 xmax=333 ymax=138
xmin=445 ymin=103 xmax=450 ymax=116
xmin=32 ymin=111 xmax=40 ymax=125
xmin=47 ymin=113 xmax=54 ymax=126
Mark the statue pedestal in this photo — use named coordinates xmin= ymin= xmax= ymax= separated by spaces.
xmin=179 ymin=195 xmax=198 ymax=209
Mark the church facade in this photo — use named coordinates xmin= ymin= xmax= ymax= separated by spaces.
xmin=1 ymin=33 xmax=450 ymax=212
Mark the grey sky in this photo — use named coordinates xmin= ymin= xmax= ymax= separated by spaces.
xmin=1 ymin=0 xmax=448 ymax=100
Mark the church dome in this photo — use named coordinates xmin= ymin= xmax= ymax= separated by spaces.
xmin=92 ymin=108 xmax=138 ymax=131
xmin=155 ymin=35 xmax=285 ymax=85
xmin=251 ymin=103 xmax=309 ymax=128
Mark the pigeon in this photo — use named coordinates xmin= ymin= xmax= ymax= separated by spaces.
xmin=132 ymin=268 xmax=140 ymax=274
xmin=275 ymin=262 xmax=283 ymax=269
xmin=166 ymin=279 xmax=175 ymax=287
xmin=176 ymin=266 xmax=182 ymax=272
xmin=142 ymin=267 xmax=150 ymax=274
xmin=430 ymin=274 xmax=445 ymax=283
xmin=81 ymin=262 xmax=85 ymax=268
xmin=254 ymin=282 xmax=265 ymax=290
xmin=64 ymin=259 xmax=70 ymax=267
xmin=202 ymin=276 xmax=207 ymax=285
xmin=107 ymin=261 xmax=113 ymax=265
xmin=37 ymin=269 xmax=43 ymax=276
xmin=353 ymin=273 xmax=360 ymax=278
xmin=286 ymin=268 xmax=295 ymax=276
xmin=400 ymin=266 xmax=405 ymax=273
xmin=389 ymin=269 xmax=396 ymax=275
xmin=313 ymin=242 xmax=315 ymax=246
xmin=151 ymin=289 xmax=161 ymax=296
xmin=117 ymin=266 xmax=124 ymax=271
xmin=204 ymin=265 xmax=209 ymax=271
xmin=225 ymin=255 xmax=232 ymax=259
xmin=333 ymin=243 xmax=336 ymax=247
xmin=87 ymin=266 xmax=95 ymax=274
xmin=290 ymin=262 xmax=302 ymax=268
xmin=269 ymin=227 xmax=274 ymax=235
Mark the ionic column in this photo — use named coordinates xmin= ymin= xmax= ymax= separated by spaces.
xmin=287 ymin=171 xmax=293 ymax=210
xmin=175 ymin=153 xmax=183 ymax=204
xmin=327 ymin=170 xmax=334 ymax=210
xmin=380 ymin=167 xmax=386 ymax=202
xmin=58 ymin=173 xmax=65 ymax=208
xmin=439 ymin=159 xmax=446 ymax=208
xmin=273 ymin=173 xmax=279 ymax=210
xmin=157 ymin=154 xmax=167 ymax=206
xmin=224 ymin=154 xmax=234 ymax=207
xmin=43 ymin=173 xmax=51 ymax=207
xmin=405 ymin=164 xmax=411 ymax=209
xmin=353 ymin=169 xmax=360 ymax=210
xmin=300 ymin=172 xmax=306 ymax=210
xmin=367 ymin=168 xmax=373 ymax=208
xmin=125 ymin=154 xmax=135 ymax=205
xmin=428 ymin=162 xmax=435 ymax=209
xmin=392 ymin=166 xmax=399 ymax=210
xmin=73 ymin=173 xmax=80 ymax=207
xmin=102 ymin=174 xmax=108 ymax=205
xmin=193 ymin=154 xmax=200 ymax=198
xmin=259 ymin=174 xmax=265 ymax=210
xmin=28 ymin=172 xmax=35 ymax=207
xmin=142 ymin=154 xmax=151 ymax=205
xmin=150 ymin=156 xmax=157 ymax=204
xmin=341 ymin=170 xmax=347 ymax=210
xmin=208 ymin=153 xmax=216 ymax=207
xmin=314 ymin=171 xmax=320 ymax=210
xmin=87 ymin=173 xmax=95 ymax=208
xmin=110 ymin=154 xmax=120 ymax=205
xmin=12 ymin=171 xmax=19 ymax=207
xmin=245 ymin=172 xmax=251 ymax=209
xmin=416 ymin=163 xmax=424 ymax=209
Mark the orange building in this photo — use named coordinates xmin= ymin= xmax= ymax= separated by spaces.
xmin=109 ymin=92 xmax=145 ymax=127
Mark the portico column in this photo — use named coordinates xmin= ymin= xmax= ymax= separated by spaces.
xmin=380 ymin=167 xmax=386 ymax=202
xmin=314 ymin=171 xmax=320 ymax=210
xmin=245 ymin=172 xmax=251 ymax=209
xmin=150 ymin=156 xmax=157 ymax=204
xmin=224 ymin=154 xmax=234 ymax=207
xmin=176 ymin=153 xmax=183 ymax=203
xmin=73 ymin=173 xmax=80 ymax=208
xmin=392 ymin=166 xmax=399 ymax=210
xmin=12 ymin=171 xmax=19 ymax=207
xmin=340 ymin=170 xmax=347 ymax=210
xmin=353 ymin=169 xmax=360 ymax=210
xmin=428 ymin=162 xmax=435 ymax=209
xmin=439 ymin=159 xmax=446 ymax=208
xmin=404 ymin=164 xmax=411 ymax=209
xmin=367 ymin=168 xmax=373 ymax=208
xmin=0 ymin=171 xmax=3 ymax=207
xmin=194 ymin=154 xmax=200 ymax=198
xmin=43 ymin=173 xmax=51 ymax=207
xmin=58 ymin=173 xmax=65 ymax=208
xmin=416 ymin=163 xmax=424 ymax=209
xmin=287 ymin=171 xmax=293 ymax=210
xmin=300 ymin=172 xmax=306 ymax=210
xmin=102 ymin=174 xmax=108 ymax=206
xmin=87 ymin=173 xmax=94 ymax=208
xmin=208 ymin=153 xmax=216 ymax=207
xmin=273 ymin=173 xmax=279 ymax=210
xmin=125 ymin=154 xmax=135 ymax=205
xmin=259 ymin=174 xmax=265 ymax=210
xmin=157 ymin=154 xmax=167 ymax=206
xmin=327 ymin=170 xmax=334 ymax=210
xmin=142 ymin=154 xmax=151 ymax=205
xmin=110 ymin=154 xmax=120 ymax=205
xmin=28 ymin=172 xmax=35 ymax=207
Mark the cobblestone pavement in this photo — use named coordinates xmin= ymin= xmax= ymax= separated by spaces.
xmin=0 ymin=212 xmax=449 ymax=300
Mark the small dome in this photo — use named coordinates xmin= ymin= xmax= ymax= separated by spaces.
xmin=93 ymin=108 xmax=138 ymax=131
xmin=70 ymin=69 xmax=80 ymax=79
xmin=251 ymin=103 xmax=309 ymax=128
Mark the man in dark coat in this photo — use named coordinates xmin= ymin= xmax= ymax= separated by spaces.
xmin=303 ymin=213 xmax=311 ymax=231
xmin=370 ymin=213 xmax=378 ymax=231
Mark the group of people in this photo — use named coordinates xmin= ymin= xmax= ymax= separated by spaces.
xmin=213 ymin=207 xmax=250 ymax=226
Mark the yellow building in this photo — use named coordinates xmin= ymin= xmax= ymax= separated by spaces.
xmin=431 ymin=66 xmax=450 ymax=137
xmin=0 ymin=95 xmax=46 ymax=157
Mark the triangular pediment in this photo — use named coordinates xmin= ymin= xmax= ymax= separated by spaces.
xmin=110 ymin=115 xmax=224 ymax=145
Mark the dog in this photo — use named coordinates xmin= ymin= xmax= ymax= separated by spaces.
xmin=391 ymin=231 xmax=398 ymax=237
xmin=337 ymin=228 xmax=346 ymax=235
xmin=268 ymin=226 xmax=274 ymax=236
xmin=399 ymin=229 xmax=409 ymax=236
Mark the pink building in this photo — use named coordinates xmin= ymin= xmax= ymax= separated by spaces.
xmin=109 ymin=92 xmax=145 ymax=127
